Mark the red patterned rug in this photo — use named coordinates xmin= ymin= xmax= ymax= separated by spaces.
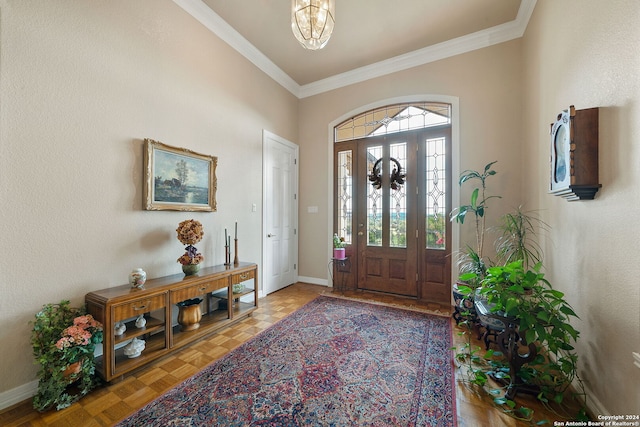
xmin=116 ymin=295 xmax=456 ymax=426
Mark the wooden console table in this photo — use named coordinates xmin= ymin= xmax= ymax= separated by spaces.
xmin=85 ymin=262 xmax=258 ymax=382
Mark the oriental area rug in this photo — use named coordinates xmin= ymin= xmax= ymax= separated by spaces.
xmin=116 ymin=295 xmax=456 ymax=426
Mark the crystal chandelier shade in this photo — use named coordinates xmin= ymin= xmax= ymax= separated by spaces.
xmin=291 ymin=0 xmax=335 ymax=50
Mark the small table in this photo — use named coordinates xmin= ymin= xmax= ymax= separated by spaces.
xmin=329 ymin=257 xmax=351 ymax=292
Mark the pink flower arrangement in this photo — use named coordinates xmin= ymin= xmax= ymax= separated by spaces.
xmin=55 ymin=315 xmax=102 ymax=351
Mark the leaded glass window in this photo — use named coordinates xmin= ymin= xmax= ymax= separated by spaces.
xmin=366 ymin=146 xmax=383 ymax=246
xmin=389 ymin=143 xmax=407 ymax=248
xmin=337 ymin=150 xmax=352 ymax=244
xmin=335 ymin=102 xmax=451 ymax=142
xmin=425 ymin=137 xmax=446 ymax=249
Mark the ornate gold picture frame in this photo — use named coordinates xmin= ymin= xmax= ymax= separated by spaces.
xmin=144 ymin=139 xmax=217 ymax=211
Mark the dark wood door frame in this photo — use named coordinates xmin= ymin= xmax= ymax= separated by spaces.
xmin=333 ymin=126 xmax=451 ymax=304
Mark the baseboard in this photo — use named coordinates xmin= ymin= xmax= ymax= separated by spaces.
xmin=0 ymin=380 xmax=37 ymax=411
xmin=581 ymin=382 xmax=609 ymax=419
xmin=297 ymin=276 xmax=329 ymax=287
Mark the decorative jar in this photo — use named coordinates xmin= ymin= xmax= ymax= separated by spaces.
xmin=129 ymin=268 xmax=147 ymax=289
xmin=177 ymin=298 xmax=203 ymax=331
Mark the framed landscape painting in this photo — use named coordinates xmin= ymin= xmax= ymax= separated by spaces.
xmin=144 ymin=139 xmax=217 ymax=211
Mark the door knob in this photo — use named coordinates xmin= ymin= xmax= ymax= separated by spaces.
xmin=267 ymin=233 xmax=276 ymax=237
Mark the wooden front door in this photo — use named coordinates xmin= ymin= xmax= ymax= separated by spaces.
xmin=357 ymin=134 xmax=418 ymax=296
xmin=335 ymin=126 xmax=451 ymax=303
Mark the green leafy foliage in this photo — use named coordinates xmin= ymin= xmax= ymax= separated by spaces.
xmin=454 ymin=260 xmax=588 ymax=424
xmin=476 ymin=261 xmax=586 ymax=408
xmin=30 ymin=301 xmax=103 ymax=411
xmin=450 ymin=161 xmax=500 ymax=288
xmin=493 ymin=207 xmax=548 ymax=270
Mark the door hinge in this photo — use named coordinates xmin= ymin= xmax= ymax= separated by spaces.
xmin=416 ymin=273 xmax=419 ymax=281
xmin=294 ymin=193 xmax=297 ymax=200
xmin=294 ymin=263 xmax=297 ymax=270
xmin=416 ymin=229 xmax=418 ymax=238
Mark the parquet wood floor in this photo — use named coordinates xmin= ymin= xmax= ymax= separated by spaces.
xmin=1 ymin=283 xmax=584 ymax=426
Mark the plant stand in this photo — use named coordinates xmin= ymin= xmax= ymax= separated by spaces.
xmin=475 ymin=298 xmax=539 ymax=400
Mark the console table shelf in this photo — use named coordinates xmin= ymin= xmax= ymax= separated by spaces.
xmin=113 ymin=316 xmax=165 ymax=345
xmin=86 ymin=262 xmax=258 ymax=382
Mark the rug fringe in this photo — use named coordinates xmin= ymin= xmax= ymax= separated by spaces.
xmin=320 ymin=291 xmax=453 ymax=318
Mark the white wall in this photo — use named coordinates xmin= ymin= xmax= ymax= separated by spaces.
xmin=521 ymin=0 xmax=640 ymax=416
xmin=0 ymin=0 xmax=297 ymax=399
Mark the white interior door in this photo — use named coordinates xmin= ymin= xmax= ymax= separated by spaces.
xmin=263 ymin=131 xmax=298 ymax=295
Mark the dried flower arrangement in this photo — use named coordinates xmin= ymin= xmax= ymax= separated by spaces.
xmin=176 ymin=219 xmax=204 ymax=265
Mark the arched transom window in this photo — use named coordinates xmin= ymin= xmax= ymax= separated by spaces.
xmin=334 ymin=102 xmax=451 ymax=143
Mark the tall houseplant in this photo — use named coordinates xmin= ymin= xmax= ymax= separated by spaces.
xmin=450 ymin=161 xmax=500 ymax=321
xmin=493 ymin=206 xmax=548 ymax=270
xmin=450 ymin=161 xmax=500 ymax=287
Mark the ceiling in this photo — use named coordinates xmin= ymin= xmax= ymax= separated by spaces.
xmin=174 ymin=0 xmax=536 ymax=98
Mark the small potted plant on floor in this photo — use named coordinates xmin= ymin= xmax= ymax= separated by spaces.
xmin=30 ymin=300 xmax=103 ymax=411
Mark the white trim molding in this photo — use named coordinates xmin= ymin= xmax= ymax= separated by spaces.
xmin=0 ymin=380 xmax=37 ymax=411
xmin=297 ymin=276 xmax=329 ymax=287
xmin=173 ymin=0 xmax=537 ymax=99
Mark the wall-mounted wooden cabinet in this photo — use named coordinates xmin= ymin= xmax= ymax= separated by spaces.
xmin=85 ymin=262 xmax=258 ymax=382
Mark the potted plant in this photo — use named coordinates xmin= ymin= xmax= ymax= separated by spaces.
xmin=333 ymin=233 xmax=346 ymax=259
xmin=493 ymin=206 xmax=548 ymax=270
xmin=450 ymin=161 xmax=500 ymax=320
xmin=457 ymin=260 xmax=587 ymax=421
xmin=30 ymin=300 xmax=103 ymax=411
xmin=176 ymin=219 xmax=205 ymax=275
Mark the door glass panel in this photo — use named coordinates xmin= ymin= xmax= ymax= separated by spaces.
xmin=390 ymin=143 xmax=407 ymax=248
xmin=425 ymin=137 xmax=446 ymax=249
xmin=366 ymin=146 xmax=383 ymax=246
xmin=337 ymin=150 xmax=353 ymax=244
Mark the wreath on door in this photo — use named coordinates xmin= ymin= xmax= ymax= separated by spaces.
xmin=368 ymin=157 xmax=406 ymax=190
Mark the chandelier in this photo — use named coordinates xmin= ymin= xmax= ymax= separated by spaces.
xmin=291 ymin=0 xmax=335 ymax=50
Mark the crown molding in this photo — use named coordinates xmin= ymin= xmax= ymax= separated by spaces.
xmin=172 ymin=0 xmax=300 ymax=96
xmin=173 ymin=0 xmax=536 ymax=99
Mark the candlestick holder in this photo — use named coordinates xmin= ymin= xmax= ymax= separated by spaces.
xmin=234 ymin=238 xmax=239 ymax=266
xmin=224 ymin=244 xmax=231 ymax=266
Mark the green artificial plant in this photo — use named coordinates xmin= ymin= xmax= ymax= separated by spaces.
xmin=30 ymin=300 xmax=103 ymax=411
